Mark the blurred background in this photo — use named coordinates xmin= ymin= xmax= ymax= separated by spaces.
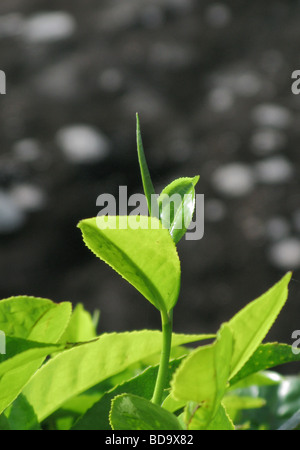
xmin=0 ymin=0 xmax=300 ymax=349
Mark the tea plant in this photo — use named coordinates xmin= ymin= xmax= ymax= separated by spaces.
xmin=0 ymin=115 xmax=300 ymax=430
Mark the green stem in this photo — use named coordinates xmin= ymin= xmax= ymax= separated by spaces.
xmin=151 ymin=309 xmax=173 ymax=406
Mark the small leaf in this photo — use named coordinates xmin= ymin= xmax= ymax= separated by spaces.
xmin=60 ymin=303 xmax=97 ymax=343
xmin=228 ymin=272 xmax=292 ymax=379
xmin=136 ymin=114 xmax=158 ymax=217
xmin=171 ymin=324 xmax=233 ymax=429
xmin=183 ymin=403 xmax=234 ymax=430
xmin=230 ymin=343 xmax=300 ymax=386
xmin=110 ymin=394 xmax=182 ymax=430
xmin=223 ymin=395 xmax=266 ymax=411
xmin=158 ymin=177 xmax=199 ymax=244
xmin=0 ymin=296 xmax=57 ymax=338
xmin=229 ymin=371 xmax=283 ymax=390
xmin=78 ymin=216 xmax=181 ymax=314
xmin=205 ymin=404 xmax=235 ymax=431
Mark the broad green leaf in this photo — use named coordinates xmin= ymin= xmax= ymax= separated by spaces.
xmin=162 ymin=395 xmax=186 ymax=414
xmin=171 ymin=324 xmax=233 ymax=428
xmin=78 ymin=216 xmax=181 ymax=314
xmin=158 ymin=176 xmax=199 ymax=244
xmin=230 ymin=343 xmax=300 ymax=386
xmin=0 ymin=338 xmax=68 ymax=415
xmin=28 ymin=302 xmax=72 ymax=343
xmin=228 ymin=272 xmax=292 ymax=379
xmin=0 ymin=414 xmax=10 ymax=430
xmin=4 ymin=394 xmax=40 ymax=430
xmin=73 ymin=359 xmax=182 ymax=430
xmin=136 ymin=113 xmax=158 ymax=217
xmin=223 ymin=395 xmax=266 ymax=411
xmin=0 ymin=300 xmax=71 ymax=414
xmin=60 ymin=303 xmax=97 ymax=343
xmin=43 ymin=394 xmax=101 ymax=430
xmin=181 ymin=402 xmax=234 ymax=430
xmin=23 ymin=331 xmax=212 ymax=422
xmin=0 ymin=296 xmax=56 ymax=338
xmin=205 ymin=404 xmax=235 ymax=431
xmin=110 ymin=394 xmax=182 ymax=430
xmin=229 ymin=371 xmax=283 ymax=390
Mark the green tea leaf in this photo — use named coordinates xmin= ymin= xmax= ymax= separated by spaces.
xmin=4 ymin=394 xmax=41 ymax=430
xmin=158 ymin=176 xmax=199 ymax=244
xmin=78 ymin=216 xmax=181 ymax=314
xmin=171 ymin=324 xmax=233 ymax=428
xmin=110 ymin=394 xmax=182 ymax=430
xmin=0 ymin=296 xmax=56 ymax=338
xmin=0 ymin=414 xmax=10 ymax=430
xmin=162 ymin=395 xmax=186 ymax=414
xmin=229 ymin=371 xmax=283 ymax=390
xmin=28 ymin=302 xmax=72 ymax=343
xmin=223 ymin=395 xmax=266 ymax=411
xmin=230 ymin=343 xmax=300 ymax=386
xmin=73 ymin=359 xmax=182 ymax=430
xmin=0 ymin=338 xmax=67 ymax=415
xmin=60 ymin=303 xmax=97 ymax=343
xmin=205 ymin=404 xmax=235 ymax=431
xmin=181 ymin=402 xmax=234 ymax=430
xmin=136 ymin=113 xmax=158 ymax=217
xmin=228 ymin=272 xmax=292 ymax=379
xmin=0 ymin=300 xmax=72 ymax=415
xmin=23 ymin=331 xmax=212 ymax=422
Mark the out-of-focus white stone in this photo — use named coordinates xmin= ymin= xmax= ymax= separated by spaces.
xmin=10 ymin=184 xmax=46 ymax=212
xmin=0 ymin=191 xmax=25 ymax=233
xmin=0 ymin=14 xmax=23 ymax=37
xmin=150 ymin=42 xmax=195 ymax=70
xmin=269 ymin=238 xmax=300 ymax=270
xmin=251 ymin=128 xmax=287 ymax=155
xmin=23 ymin=12 xmax=76 ymax=43
xmin=34 ymin=60 xmax=79 ymax=99
xmin=140 ymin=5 xmax=164 ymax=28
xmin=205 ymin=3 xmax=232 ymax=28
xmin=242 ymin=216 xmax=265 ymax=241
xmin=208 ymin=87 xmax=234 ymax=112
xmin=98 ymin=68 xmax=124 ymax=93
xmin=56 ymin=125 xmax=110 ymax=164
xmin=293 ymin=210 xmax=300 ymax=233
xmin=266 ymin=217 xmax=290 ymax=241
xmin=252 ymin=104 xmax=292 ymax=129
xmin=254 ymin=156 xmax=293 ymax=184
xmin=205 ymin=199 xmax=226 ymax=222
xmin=210 ymin=69 xmax=263 ymax=98
xmin=212 ymin=163 xmax=255 ymax=197
xmin=13 ymin=139 xmax=41 ymax=162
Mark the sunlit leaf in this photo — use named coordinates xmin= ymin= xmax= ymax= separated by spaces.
xmin=78 ymin=216 xmax=181 ymax=314
xmin=228 ymin=272 xmax=292 ymax=379
xmin=136 ymin=113 xmax=158 ymax=217
xmin=110 ymin=394 xmax=182 ymax=430
xmin=23 ymin=331 xmax=212 ymax=422
xmin=158 ymin=177 xmax=199 ymax=244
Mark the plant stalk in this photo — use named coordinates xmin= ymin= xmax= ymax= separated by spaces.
xmin=151 ymin=309 xmax=173 ymax=405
